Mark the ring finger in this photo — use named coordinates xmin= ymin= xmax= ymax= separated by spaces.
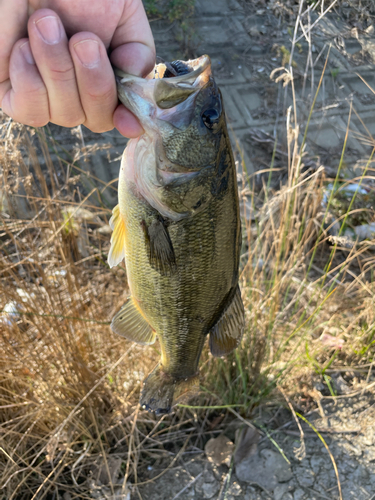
xmin=28 ymin=9 xmax=85 ymax=127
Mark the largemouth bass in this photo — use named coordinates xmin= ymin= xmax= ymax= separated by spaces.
xmin=108 ymin=55 xmax=245 ymax=414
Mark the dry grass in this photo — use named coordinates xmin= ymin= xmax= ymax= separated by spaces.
xmin=0 ymin=122 xmax=158 ymax=498
xmin=1 ymin=1 xmax=375 ymax=496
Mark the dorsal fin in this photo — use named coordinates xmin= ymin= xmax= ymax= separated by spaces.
xmin=111 ymin=297 xmax=156 ymax=345
xmin=209 ymin=286 xmax=245 ymax=357
xmin=108 ymin=205 xmax=126 ymax=268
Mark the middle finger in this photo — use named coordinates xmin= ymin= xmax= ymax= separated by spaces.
xmin=28 ymin=9 xmax=85 ymax=127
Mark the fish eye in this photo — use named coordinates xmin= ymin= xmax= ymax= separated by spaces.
xmin=202 ymin=108 xmax=220 ymax=129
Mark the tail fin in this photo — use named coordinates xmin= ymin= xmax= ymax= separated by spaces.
xmin=140 ymin=365 xmax=199 ymax=415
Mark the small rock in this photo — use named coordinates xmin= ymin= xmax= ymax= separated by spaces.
xmin=202 ymin=471 xmax=216 ymax=483
xmin=227 ymin=480 xmax=242 ymax=496
xmin=310 ymin=455 xmax=325 ymax=473
xmin=244 ymin=485 xmax=263 ymax=500
xmin=235 ymin=448 xmax=292 ymax=491
xmin=333 ymin=374 xmax=351 ymax=395
xmin=293 ymin=488 xmax=306 ymax=500
xmin=353 ymin=464 xmax=369 ymax=482
xmin=202 ymin=481 xmax=220 ymax=499
xmin=274 ymin=484 xmax=290 ymax=500
xmin=205 ymin=434 xmax=234 ymax=467
xmin=296 ymin=467 xmax=315 ymax=488
xmin=249 ymin=27 xmax=260 ymax=37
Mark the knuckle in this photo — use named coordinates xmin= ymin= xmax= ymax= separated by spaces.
xmin=86 ymin=83 xmax=114 ymax=103
xmin=23 ymin=86 xmax=48 ymax=99
xmin=48 ymin=64 xmax=76 ymax=83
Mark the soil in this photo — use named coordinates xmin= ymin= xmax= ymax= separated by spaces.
xmin=90 ymin=389 xmax=375 ymax=500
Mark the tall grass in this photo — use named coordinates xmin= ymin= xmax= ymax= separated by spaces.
xmin=0 ymin=122 xmax=158 ymax=498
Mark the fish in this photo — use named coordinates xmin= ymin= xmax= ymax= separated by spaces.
xmin=108 ymin=55 xmax=245 ymax=414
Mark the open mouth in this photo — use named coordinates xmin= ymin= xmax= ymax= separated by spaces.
xmin=151 ymin=55 xmax=211 ymax=85
xmin=155 ymin=58 xmax=193 ymax=78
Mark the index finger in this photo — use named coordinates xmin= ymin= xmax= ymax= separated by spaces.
xmin=110 ymin=0 xmax=155 ymax=77
xmin=0 ymin=0 xmax=29 ymax=101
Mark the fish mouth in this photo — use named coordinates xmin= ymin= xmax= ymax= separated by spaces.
xmin=151 ymin=55 xmax=211 ymax=84
xmin=114 ymin=54 xmax=211 ymax=85
xmin=114 ymin=55 xmax=212 ymax=125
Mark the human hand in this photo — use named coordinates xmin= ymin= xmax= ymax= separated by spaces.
xmin=0 ymin=0 xmax=155 ymax=137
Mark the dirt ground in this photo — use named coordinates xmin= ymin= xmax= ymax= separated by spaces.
xmin=128 ymin=391 xmax=375 ymax=500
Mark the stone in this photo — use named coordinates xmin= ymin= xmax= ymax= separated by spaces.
xmin=244 ymin=486 xmax=264 ymax=500
xmin=235 ymin=448 xmax=292 ymax=491
xmin=295 ymin=466 xmax=315 ymax=488
xmin=352 ymin=464 xmax=370 ymax=482
xmin=227 ymin=480 xmax=242 ymax=496
xmin=333 ymin=374 xmax=351 ymax=394
xmin=201 ymin=481 xmax=220 ymax=499
xmin=309 ymin=455 xmax=325 ymax=473
xmin=202 ymin=471 xmax=216 ymax=483
xmin=314 ymin=470 xmax=333 ymax=490
xmin=293 ymin=488 xmax=306 ymax=500
xmin=273 ymin=483 xmax=290 ymax=500
xmin=205 ymin=434 xmax=234 ymax=467
xmin=195 ymin=470 xmax=220 ymax=499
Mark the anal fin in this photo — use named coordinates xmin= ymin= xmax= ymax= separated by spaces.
xmin=209 ymin=285 xmax=245 ymax=357
xmin=142 ymin=218 xmax=176 ymax=276
xmin=108 ymin=204 xmax=126 ymax=268
xmin=111 ymin=297 xmax=156 ymax=345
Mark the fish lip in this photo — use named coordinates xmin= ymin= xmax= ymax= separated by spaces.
xmin=114 ymin=54 xmax=211 ymax=85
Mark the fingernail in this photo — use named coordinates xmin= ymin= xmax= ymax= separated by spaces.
xmin=35 ymin=16 xmax=61 ymax=44
xmin=20 ymin=42 xmax=35 ymax=65
xmin=74 ymin=40 xmax=100 ymax=68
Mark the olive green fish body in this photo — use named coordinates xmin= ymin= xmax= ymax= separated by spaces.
xmin=108 ymin=56 xmax=245 ymax=413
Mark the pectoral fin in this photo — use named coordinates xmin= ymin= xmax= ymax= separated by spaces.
xmin=111 ymin=297 xmax=156 ymax=345
xmin=108 ymin=205 xmax=126 ymax=268
xmin=209 ymin=286 xmax=245 ymax=357
xmin=142 ymin=218 xmax=176 ymax=275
